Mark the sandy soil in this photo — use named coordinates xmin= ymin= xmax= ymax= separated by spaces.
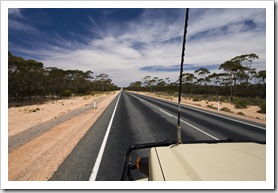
xmin=8 ymin=90 xmax=265 ymax=181
xmin=8 ymin=91 xmax=120 ymax=181
xmin=9 ymin=93 xmax=108 ymax=137
xmin=131 ymin=91 xmax=266 ymax=125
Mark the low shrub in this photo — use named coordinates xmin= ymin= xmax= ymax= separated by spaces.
xmin=257 ymin=101 xmax=266 ymax=114
xmin=60 ymin=90 xmax=71 ymax=97
xmin=221 ymin=107 xmax=232 ymax=113
xmin=237 ymin=112 xmax=245 ymax=116
xmin=234 ymin=98 xmax=248 ymax=109
xmin=207 ymin=105 xmax=217 ymax=109
xmin=192 ymin=96 xmax=202 ymax=102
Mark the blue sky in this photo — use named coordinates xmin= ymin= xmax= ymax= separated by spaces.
xmin=8 ymin=7 xmax=266 ymax=87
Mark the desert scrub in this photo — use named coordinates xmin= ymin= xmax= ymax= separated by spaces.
xmin=29 ymin=107 xmax=40 ymax=113
xmin=209 ymin=95 xmax=221 ymax=102
xmin=190 ymin=94 xmax=220 ymax=102
xmin=237 ymin=112 xmax=245 ymax=116
xmin=221 ymin=107 xmax=232 ymax=113
xmin=257 ymin=101 xmax=266 ymax=114
xmin=60 ymin=89 xmax=71 ymax=97
xmin=207 ymin=105 xmax=217 ymax=109
xmin=234 ymin=98 xmax=248 ymax=109
xmin=192 ymin=96 xmax=202 ymax=102
xmin=247 ymin=97 xmax=265 ymax=106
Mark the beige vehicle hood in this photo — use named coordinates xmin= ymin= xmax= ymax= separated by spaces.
xmin=149 ymin=142 xmax=265 ymax=181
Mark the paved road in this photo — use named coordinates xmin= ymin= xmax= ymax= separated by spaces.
xmin=49 ymin=90 xmax=266 ymax=181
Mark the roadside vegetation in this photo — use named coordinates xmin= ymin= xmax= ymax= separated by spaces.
xmin=125 ymin=53 xmax=266 ymax=114
xmin=8 ymin=52 xmax=120 ymax=106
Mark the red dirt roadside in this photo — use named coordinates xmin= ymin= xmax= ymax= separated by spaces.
xmin=8 ymin=91 xmax=120 ymax=181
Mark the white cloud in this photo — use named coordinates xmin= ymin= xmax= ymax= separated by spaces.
xmin=8 ymin=19 xmax=41 ymax=35
xmin=186 ymin=30 xmax=265 ymax=67
xmin=8 ymin=8 xmax=22 ymax=17
xmin=10 ymin=8 xmax=266 ymax=87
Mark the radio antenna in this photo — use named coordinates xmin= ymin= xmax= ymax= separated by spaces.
xmin=177 ymin=8 xmax=189 ymax=144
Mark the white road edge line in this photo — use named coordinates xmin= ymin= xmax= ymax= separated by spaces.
xmin=181 ymin=103 xmax=266 ymax=130
xmin=89 ymin=92 xmax=121 ymax=181
xmin=132 ymin=93 xmax=219 ymax=140
xmin=135 ymin=92 xmax=265 ymax=130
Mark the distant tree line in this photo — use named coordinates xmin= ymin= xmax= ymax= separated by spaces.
xmin=125 ymin=53 xmax=266 ymax=99
xmin=8 ymin=52 xmax=119 ymax=103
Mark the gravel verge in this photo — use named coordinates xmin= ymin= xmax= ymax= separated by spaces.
xmin=8 ymin=97 xmax=104 ymax=152
xmin=8 ymin=91 xmax=120 ymax=181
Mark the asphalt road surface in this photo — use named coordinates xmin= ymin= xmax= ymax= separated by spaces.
xmin=49 ymin=90 xmax=266 ymax=181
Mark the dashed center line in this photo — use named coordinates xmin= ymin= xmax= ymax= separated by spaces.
xmin=134 ymin=93 xmax=219 ymax=140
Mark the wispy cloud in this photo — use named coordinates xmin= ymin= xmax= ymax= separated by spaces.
xmin=140 ymin=65 xmax=180 ymax=72
xmin=8 ymin=19 xmax=41 ymax=35
xmin=8 ymin=8 xmax=266 ymax=87
xmin=140 ymin=64 xmax=220 ymax=72
xmin=8 ymin=8 xmax=22 ymax=17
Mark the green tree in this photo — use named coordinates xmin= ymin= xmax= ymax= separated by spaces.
xmin=8 ymin=53 xmax=46 ymax=101
xmin=157 ymin=79 xmax=166 ymax=88
xmin=8 ymin=52 xmax=119 ymax=104
xmin=257 ymin=70 xmax=266 ymax=84
xmin=95 ymin=73 xmax=110 ymax=91
xmin=208 ymin=73 xmax=220 ymax=86
xmin=194 ymin=67 xmax=210 ymax=85
xmin=128 ymin=81 xmax=142 ymax=91
xmin=183 ymin=73 xmax=196 ymax=94
xmin=142 ymin=75 xmax=152 ymax=90
xmin=231 ymin=53 xmax=259 ymax=85
xmin=219 ymin=60 xmax=244 ymax=97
